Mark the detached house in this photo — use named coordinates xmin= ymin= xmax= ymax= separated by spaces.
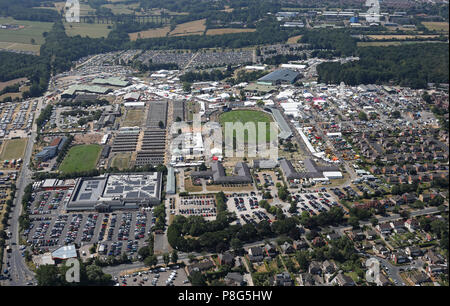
xmin=264 ymin=243 xmax=278 ymax=258
xmin=404 ymin=219 xmax=420 ymax=232
xmin=391 ymin=251 xmax=408 ymax=264
xmin=376 ymin=223 xmax=392 ymax=236
xmin=425 ymin=249 xmax=445 ymax=265
xmin=293 ymin=238 xmax=308 ymax=250
xmin=247 ymin=246 xmax=264 ymax=262
xmin=332 ymin=273 xmax=355 ymax=286
xmin=390 ymin=220 xmax=406 ymax=233
xmin=224 ymin=272 xmax=245 ymax=286
xmin=308 ymin=261 xmax=322 ymax=275
xmin=426 ymin=265 xmax=447 ymax=277
xmin=373 ymin=244 xmax=389 ymax=256
xmin=322 ymin=260 xmax=337 ymax=274
xmin=280 ymin=241 xmax=295 ymax=254
xmin=405 ymin=246 xmax=421 ymax=257
xmin=274 ymin=272 xmax=293 ymax=286
xmin=218 ymin=252 xmax=235 ymax=266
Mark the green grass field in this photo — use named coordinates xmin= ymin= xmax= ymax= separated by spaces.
xmin=110 ymin=153 xmax=131 ymax=170
xmin=0 ymin=138 xmax=28 ymax=160
xmin=122 ymin=109 xmax=144 ymax=127
xmin=0 ymin=17 xmax=53 ymax=45
xmin=59 ymin=144 xmax=101 ymax=173
xmin=63 ymin=22 xmax=112 ymax=38
xmin=219 ymin=110 xmax=274 ymax=143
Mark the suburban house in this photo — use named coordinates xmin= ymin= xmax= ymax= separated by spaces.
xmin=365 ymin=230 xmax=377 ymax=240
xmin=391 ymin=251 xmax=408 ymax=264
xmin=407 ymin=271 xmax=431 ymax=286
xmin=293 ymin=238 xmax=308 ymax=250
xmin=274 ymin=272 xmax=293 ymax=286
xmin=376 ymin=223 xmax=392 ymax=235
xmin=426 ymin=265 xmax=447 ymax=277
xmin=280 ymin=241 xmax=295 ymax=254
xmin=186 ymin=259 xmax=215 ymax=275
xmin=247 ymin=246 xmax=264 ymax=262
xmin=264 ymin=243 xmax=278 ymax=258
xmin=390 ymin=220 xmax=406 ymax=233
xmin=424 ymin=249 xmax=445 ymax=265
xmin=405 ymin=246 xmax=422 ymax=257
xmin=298 ymin=273 xmax=315 ymax=286
xmin=218 ymin=252 xmax=235 ymax=266
xmin=332 ymin=273 xmax=355 ymax=286
xmin=326 ymin=232 xmax=340 ymax=241
xmin=322 ymin=260 xmax=337 ymax=274
xmin=348 ymin=230 xmax=365 ymax=241
xmin=404 ymin=219 xmax=420 ymax=232
xmin=373 ymin=244 xmax=389 ymax=256
xmin=224 ymin=272 xmax=245 ymax=286
xmin=308 ymin=261 xmax=322 ymax=275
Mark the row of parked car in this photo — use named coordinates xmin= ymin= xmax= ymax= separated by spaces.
xmin=81 ymin=214 xmax=98 ymax=242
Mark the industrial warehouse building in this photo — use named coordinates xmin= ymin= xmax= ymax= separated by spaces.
xmin=66 ymin=172 xmax=162 ymax=211
xmin=61 ymin=85 xmax=112 ymax=98
xmin=257 ymin=69 xmax=300 ymax=85
xmin=92 ymin=77 xmax=130 ymax=87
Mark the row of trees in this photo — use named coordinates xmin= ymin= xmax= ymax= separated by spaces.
xmin=57 ymin=98 xmax=109 ymax=108
xmin=36 ymin=104 xmax=53 ymax=130
xmin=131 ymin=61 xmax=179 ymax=72
xmin=35 ymin=262 xmax=113 ymax=286
xmin=180 ymin=69 xmax=233 ymax=83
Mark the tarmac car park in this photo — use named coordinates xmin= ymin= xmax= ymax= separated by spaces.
xmin=225 ymin=192 xmax=275 ymax=225
xmin=116 ymin=266 xmax=190 ymax=287
xmin=287 ymin=189 xmax=343 ymax=216
xmin=24 ymin=190 xmax=154 ymax=258
xmin=177 ymin=194 xmax=217 ymax=220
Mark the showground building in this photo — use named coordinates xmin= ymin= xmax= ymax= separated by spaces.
xmin=66 ymin=172 xmax=162 ymax=212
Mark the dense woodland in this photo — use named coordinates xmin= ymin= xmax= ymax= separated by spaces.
xmin=317 ymin=43 xmax=449 ymax=88
xmin=0 ymin=0 xmax=59 ymax=21
xmin=300 ymin=29 xmax=357 ymax=57
xmin=0 ymin=52 xmax=50 ymax=98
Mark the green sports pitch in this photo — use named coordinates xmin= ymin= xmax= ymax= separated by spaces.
xmin=59 ymin=144 xmax=101 ymax=174
xmin=219 ymin=109 xmax=275 ymax=143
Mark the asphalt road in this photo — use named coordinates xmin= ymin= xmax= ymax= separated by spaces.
xmin=2 ymin=98 xmax=44 ymax=286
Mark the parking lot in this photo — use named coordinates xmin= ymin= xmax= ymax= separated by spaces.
xmin=24 ymin=189 xmax=154 ymax=258
xmin=115 ymin=266 xmax=191 ymax=287
xmin=224 ymin=192 xmax=274 ymax=225
xmin=176 ymin=194 xmax=217 ymax=221
xmin=290 ymin=191 xmax=341 ymax=216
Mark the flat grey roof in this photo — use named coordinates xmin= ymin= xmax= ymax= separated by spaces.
xmin=67 ymin=173 xmax=162 ymax=211
xmin=258 ymin=69 xmax=299 ymax=84
xmin=166 ymin=166 xmax=176 ymax=194
xmin=269 ymin=107 xmax=293 ymax=139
